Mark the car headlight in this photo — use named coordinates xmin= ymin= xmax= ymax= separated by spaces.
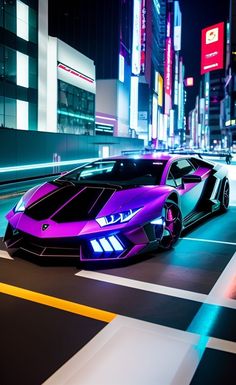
xmin=14 ymin=196 xmax=26 ymax=213
xmin=96 ymin=207 xmax=142 ymax=227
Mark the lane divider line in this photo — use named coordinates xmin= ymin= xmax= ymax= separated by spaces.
xmin=0 ymin=282 xmax=116 ymax=323
xmin=181 ymin=237 xmax=236 ymax=246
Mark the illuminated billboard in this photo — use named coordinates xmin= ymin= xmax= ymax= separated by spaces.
xmin=164 ymin=36 xmax=172 ymax=114
xmin=157 ymin=73 xmax=163 ymax=107
xmin=164 ymin=13 xmax=172 ymax=115
xmin=174 ymin=1 xmax=182 ymax=51
xmin=201 ymin=22 xmax=224 ymax=75
xmin=140 ymin=0 xmax=146 ymax=74
xmin=132 ymin=0 xmax=141 ymax=75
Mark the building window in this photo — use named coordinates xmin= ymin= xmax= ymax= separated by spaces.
xmin=17 ymin=99 xmax=28 ymax=130
xmin=5 ymin=97 xmax=16 ymax=129
xmin=17 ymin=51 xmax=29 ymax=87
xmin=0 ymin=45 xmax=17 ymax=84
xmin=95 ymin=124 xmax=114 ymax=136
xmin=17 ymin=0 xmax=29 ymax=41
xmin=57 ymin=80 xmax=95 ymax=135
xmin=0 ymin=0 xmax=16 ymax=35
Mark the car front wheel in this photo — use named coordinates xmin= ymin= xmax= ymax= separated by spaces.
xmin=159 ymin=200 xmax=182 ymax=250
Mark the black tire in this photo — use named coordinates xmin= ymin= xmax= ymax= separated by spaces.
xmin=220 ymin=178 xmax=230 ymax=212
xmin=159 ymin=200 xmax=182 ymax=250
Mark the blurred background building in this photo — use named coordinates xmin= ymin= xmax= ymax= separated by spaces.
xmin=0 ymin=0 xmax=235 ymax=178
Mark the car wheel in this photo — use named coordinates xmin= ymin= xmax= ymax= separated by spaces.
xmin=220 ymin=178 xmax=230 ymax=212
xmin=159 ymin=200 xmax=182 ymax=250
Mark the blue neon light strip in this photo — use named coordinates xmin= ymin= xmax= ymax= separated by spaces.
xmin=99 ymin=238 xmax=113 ymax=252
xmin=90 ymin=236 xmax=124 ymax=253
xmin=0 ymin=158 xmax=97 ymax=173
xmin=90 ymin=240 xmax=103 ymax=253
xmin=58 ymin=110 xmax=95 ymax=122
xmin=108 ymin=236 xmax=124 ymax=251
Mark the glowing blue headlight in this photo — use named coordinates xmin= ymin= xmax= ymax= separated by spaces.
xmin=14 ymin=196 xmax=26 ymax=213
xmin=96 ymin=207 xmax=142 ymax=227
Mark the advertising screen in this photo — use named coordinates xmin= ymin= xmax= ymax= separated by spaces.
xmin=132 ymin=0 xmax=141 ymax=75
xmin=174 ymin=1 xmax=181 ymax=51
xmin=164 ymin=36 xmax=172 ymax=115
xmin=201 ymin=22 xmax=224 ymax=74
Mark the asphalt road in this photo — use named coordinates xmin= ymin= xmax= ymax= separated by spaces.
xmin=0 ymin=164 xmax=236 ymax=385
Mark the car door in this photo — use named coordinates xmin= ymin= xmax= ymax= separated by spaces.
xmin=166 ymin=158 xmax=204 ymax=218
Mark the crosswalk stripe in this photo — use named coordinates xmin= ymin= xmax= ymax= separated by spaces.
xmin=76 ymin=270 xmax=207 ymax=303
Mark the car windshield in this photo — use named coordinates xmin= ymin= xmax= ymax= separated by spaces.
xmin=58 ymin=159 xmax=167 ymax=186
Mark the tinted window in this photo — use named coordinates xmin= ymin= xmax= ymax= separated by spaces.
xmin=167 ymin=159 xmax=195 ymax=187
xmin=58 ymin=159 xmax=167 ymax=186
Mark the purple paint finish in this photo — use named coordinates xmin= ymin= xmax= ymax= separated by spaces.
xmin=4 ymin=153 xmax=229 ymax=262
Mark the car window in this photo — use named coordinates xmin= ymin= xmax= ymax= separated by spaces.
xmin=167 ymin=159 xmax=195 ymax=187
xmin=166 ymin=172 xmax=176 ymax=187
xmin=58 ymin=159 xmax=167 ymax=186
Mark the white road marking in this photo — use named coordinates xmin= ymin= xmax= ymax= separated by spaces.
xmin=43 ymin=315 xmax=236 ymax=385
xmin=0 ymin=250 xmax=13 ymax=260
xmin=207 ymin=336 xmax=236 ymax=354
xmin=76 ymin=270 xmax=207 ymax=303
xmin=182 ymin=237 xmax=236 ymax=246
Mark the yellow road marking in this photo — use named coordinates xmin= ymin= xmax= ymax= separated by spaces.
xmin=0 ymin=282 xmax=116 ymax=323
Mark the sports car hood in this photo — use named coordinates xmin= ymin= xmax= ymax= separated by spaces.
xmin=11 ymin=181 xmax=172 ymax=223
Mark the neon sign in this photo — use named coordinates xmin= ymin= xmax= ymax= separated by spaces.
xmin=132 ymin=0 xmax=141 ymax=75
xmin=140 ymin=0 xmax=146 ymax=74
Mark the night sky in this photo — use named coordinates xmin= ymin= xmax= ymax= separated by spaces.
xmin=179 ymin=0 xmax=230 ymax=113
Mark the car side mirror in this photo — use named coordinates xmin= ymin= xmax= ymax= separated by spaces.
xmin=182 ymin=174 xmax=202 ymax=184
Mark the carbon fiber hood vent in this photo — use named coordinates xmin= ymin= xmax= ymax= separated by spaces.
xmin=25 ymin=185 xmax=115 ymax=222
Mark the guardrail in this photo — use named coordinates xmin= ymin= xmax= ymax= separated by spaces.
xmin=0 ymin=158 xmax=97 ymax=185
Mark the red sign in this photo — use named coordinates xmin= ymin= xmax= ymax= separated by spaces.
xmin=140 ymin=0 xmax=146 ymax=74
xmin=58 ymin=63 xmax=95 ymax=84
xmin=201 ymin=22 xmax=224 ymax=75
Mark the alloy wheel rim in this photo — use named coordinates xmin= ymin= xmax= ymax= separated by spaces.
xmin=223 ymin=181 xmax=230 ymax=209
xmin=160 ymin=202 xmax=182 ymax=249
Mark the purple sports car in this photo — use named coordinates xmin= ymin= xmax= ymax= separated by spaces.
xmin=4 ymin=153 xmax=229 ymax=262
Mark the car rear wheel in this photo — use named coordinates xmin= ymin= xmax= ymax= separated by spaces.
xmin=159 ymin=200 xmax=182 ymax=250
xmin=220 ymin=178 xmax=230 ymax=212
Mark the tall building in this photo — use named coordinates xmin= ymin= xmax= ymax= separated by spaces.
xmin=208 ymin=69 xmax=225 ymax=147
xmin=0 ymin=0 xmax=143 ymax=180
xmin=49 ymin=0 xmax=133 ymax=138
xmin=0 ymin=0 xmax=96 ymax=134
xmin=222 ymin=0 xmax=236 ymax=149
xmin=49 ymin=0 xmax=179 ymax=147
xmin=0 ymin=0 xmax=39 ymax=131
